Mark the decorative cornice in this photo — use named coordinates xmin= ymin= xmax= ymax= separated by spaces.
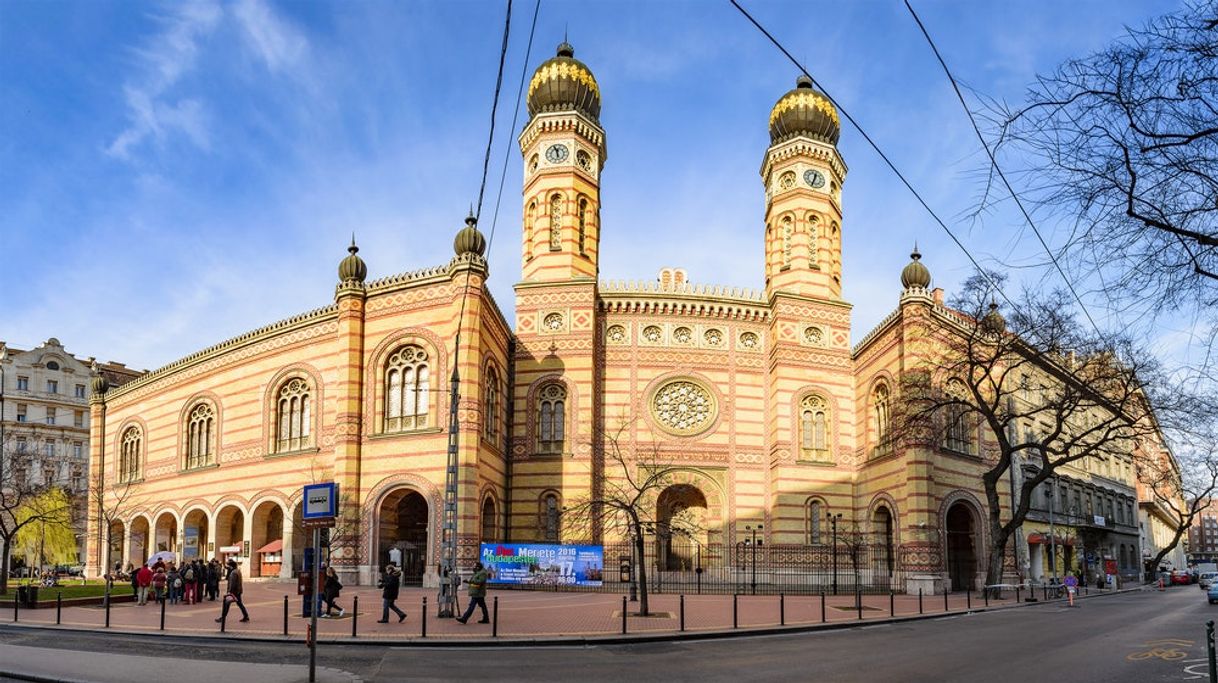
xmin=106 ymin=304 xmax=339 ymax=401
xmin=597 ymin=279 xmax=769 ymax=321
xmin=518 ymin=111 xmax=606 ymax=158
xmin=851 ymin=306 xmax=902 ymax=357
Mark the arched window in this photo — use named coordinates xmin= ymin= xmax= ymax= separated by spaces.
xmin=578 ymin=197 xmax=588 ymax=255
xmin=781 ymin=216 xmax=793 ymax=269
xmin=185 ymin=402 xmax=215 ymax=469
xmin=119 ymin=426 xmax=141 ymax=483
xmin=549 ymin=194 xmax=562 ymax=251
xmin=943 ymin=379 xmax=974 ymax=454
xmin=537 ymin=384 xmax=566 ymax=454
xmin=481 ymin=496 xmax=497 ymax=542
xmin=873 ymin=382 xmax=891 ymax=452
xmin=873 ymin=505 xmax=895 ymax=575
xmin=525 ymin=200 xmax=536 ymax=261
xmin=385 ymin=345 xmax=430 ymax=432
xmin=800 ymin=394 xmax=830 ymax=460
xmin=541 ymin=492 xmax=560 ymax=542
xmin=275 ymin=378 xmax=312 ymax=452
xmin=806 ymin=499 xmax=823 ymax=545
xmin=807 ymin=214 xmax=819 ymax=261
xmin=484 ymin=365 xmax=500 ymax=440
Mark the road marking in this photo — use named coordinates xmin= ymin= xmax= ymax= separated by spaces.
xmin=1127 ymin=639 xmax=1194 ymax=662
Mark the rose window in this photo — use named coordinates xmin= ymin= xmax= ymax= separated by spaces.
xmin=804 ymin=326 xmax=824 ymax=346
xmin=544 ymin=313 xmax=564 ymax=331
xmin=704 ymin=329 xmax=723 ymax=346
xmin=652 ymin=381 xmax=715 ymax=435
xmin=740 ymin=332 xmax=759 ymax=349
xmin=673 ymin=327 xmax=692 ymax=344
xmin=643 ymin=325 xmax=663 ymax=343
xmin=606 ymin=325 xmax=626 ymax=343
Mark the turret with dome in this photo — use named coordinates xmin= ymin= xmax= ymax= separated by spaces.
xmin=769 ymin=74 xmax=840 ymax=145
xmin=527 ymin=42 xmax=601 ymax=122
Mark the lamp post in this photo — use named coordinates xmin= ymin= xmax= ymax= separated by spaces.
xmin=828 ymin=512 xmax=842 ymax=596
xmin=746 ymin=524 xmax=763 ymax=595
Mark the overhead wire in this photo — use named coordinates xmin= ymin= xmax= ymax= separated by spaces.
xmin=727 ymin=0 xmax=1017 ymax=312
xmin=903 ymin=0 xmax=1107 ymax=339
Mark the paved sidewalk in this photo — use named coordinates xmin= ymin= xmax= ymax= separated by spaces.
xmin=3 ymin=580 xmax=1132 ymax=642
xmin=0 ymin=643 xmax=359 ymax=683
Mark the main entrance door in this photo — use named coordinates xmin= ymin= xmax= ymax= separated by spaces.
xmin=946 ymin=503 xmax=977 ymax=592
xmin=379 ymin=490 xmax=429 ymax=587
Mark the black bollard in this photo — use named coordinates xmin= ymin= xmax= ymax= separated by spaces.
xmin=856 ymin=589 xmax=862 ymax=621
xmin=422 ymin=597 xmax=427 ymax=638
xmin=352 ymin=595 xmax=358 ymax=638
xmin=984 ymin=588 xmax=989 ymax=607
xmin=966 ymin=586 xmax=971 ymax=610
xmin=284 ymin=595 xmax=289 ymax=636
xmin=12 ymin=594 xmax=17 ymax=623
xmin=821 ymin=591 xmax=826 ymax=623
xmin=160 ymin=596 xmax=166 ymax=631
xmin=944 ymin=589 xmax=949 ymax=613
xmin=919 ymin=588 xmax=923 ymax=614
xmin=680 ymin=595 xmax=685 ymax=632
xmin=56 ymin=592 xmax=62 ymax=625
xmin=104 ymin=593 xmax=110 ymax=628
xmin=220 ymin=605 xmax=227 ymax=633
xmin=780 ymin=593 xmax=785 ymax=626
xmin=622 ymin=596 xmax=627 ymax=635
xmin=733 ymin=594 xmax=738 ymax=629
xmin=492 ymin=597 xmax=499 ymax=638
xmin=1016 ymin=585 xmax=1021 ymax=603
xmin=890 ymin=590 xmax=895 ymax=617
xmin=1043 ymin=584 xmax=1048 ymax=601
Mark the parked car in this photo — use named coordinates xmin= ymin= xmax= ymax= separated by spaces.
xmin=1206 ymin=583 xmax=1218 ymax=604
xmin=1200 ymin=572 xmax=1218 ymax=589
xmin=1173 ymin=570 xmax=1193 ymax=585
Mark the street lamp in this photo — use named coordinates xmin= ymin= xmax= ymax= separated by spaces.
xmin=745 ymin=524 xmax=763 ymax=595
xmin=828 ymin=512 xmax=843 ymax=596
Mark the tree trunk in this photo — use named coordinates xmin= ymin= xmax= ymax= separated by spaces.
xmin=0 ymin=537 xmax=10 ymax=595
xmin=986 ymin=519 xmax=1010 ymax=598
xmin=634 ymin=531 xmax=649 ymax=616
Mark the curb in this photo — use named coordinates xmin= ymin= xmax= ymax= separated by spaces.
xmin=0 ymin=586 xmax=1145 ymax=649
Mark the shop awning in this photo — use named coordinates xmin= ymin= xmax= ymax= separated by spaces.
xmin=257 ymin=539 xmax=283 ymax=554
xmin=1027 ymin=533 xmax=1074 ymax=546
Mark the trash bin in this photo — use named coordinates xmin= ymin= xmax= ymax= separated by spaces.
xmin=17 ymin=585 xmax=39 ymax=607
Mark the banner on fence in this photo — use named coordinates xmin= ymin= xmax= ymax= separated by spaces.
xmin=480 ymin=543 xmax=604 ymax=586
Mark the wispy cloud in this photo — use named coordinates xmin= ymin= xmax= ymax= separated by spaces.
xmin=232 ymin=0 xmax=308 ymax=74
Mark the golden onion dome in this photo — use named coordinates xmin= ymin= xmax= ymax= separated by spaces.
xmin=981 ymin=302 xmax=1006 ymax=335
xmin=338 ymin=237 xmax=368 ymax=284
xmin=769 ymin=75 xmax=840 ymax=145
xmin=900 ymin=247 xmax=932 ymax=289
xmin=90 ymin=362 xmax=109 ymax=397
xmin=527 ymin=42 xmax=601 ymax=121
xmin=454 ymin=213 xmax=487 ymax=257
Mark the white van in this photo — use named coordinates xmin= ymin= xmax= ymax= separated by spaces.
xmin=1198 ymin=572 xmax=1218 ymax=589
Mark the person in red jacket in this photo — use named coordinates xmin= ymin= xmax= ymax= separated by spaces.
xmin=135 ymin=565 xmax=153 ymax=606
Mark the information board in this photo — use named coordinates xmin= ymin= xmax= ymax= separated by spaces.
xmin=480 ymin=543 xmax=604 ymax=586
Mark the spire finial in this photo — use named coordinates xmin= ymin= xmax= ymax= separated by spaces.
xmin=910 ymin=242 xmax=921 ymax=261
xmin=349 ymin=233 xmax=358 ymax=255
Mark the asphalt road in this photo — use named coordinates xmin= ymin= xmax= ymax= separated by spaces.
xmin=0 ymin=587 xmax=1210 ymax=682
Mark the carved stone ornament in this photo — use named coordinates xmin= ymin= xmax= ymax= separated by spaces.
xmin=643 ymin=325 xmax=663 ymax=343
xmin=606 ymin=324 xmax=626 ymax=343
xmin=740 ymin=331 xmax=760 ymax=349
xmin=652 ymin=380 xmax=716 ymax=435
xmin=804 ymin=326 xmax=825 ymax=346
xmin=673 ymin=327 xmax=692 ymax=344
xmin=543 ymin=313 xmax=564 ymax=331
xmin=704 ymin=328 xmax=723 ymax=346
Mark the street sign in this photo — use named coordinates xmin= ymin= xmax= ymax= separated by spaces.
xmin=303 ymin=482 xmax=338 ymax=519
xmin=301 ymin=516 xmax=335 ymax=529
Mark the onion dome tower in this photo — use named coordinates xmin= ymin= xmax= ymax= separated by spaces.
xmin=519 ymin=42 xmax=605 ymax=283
xmin=90 ymin=361 xmax=109 ymax=398
xmin=338 ymin=236 xmax=368 ymax=284
xmin=761 ymin=74 xmax=847 ymax=301
xmin=981 ymin=302 xmax=1006 ymax=335
xmin=900 ymin=246 xmax=932 ymax=291
xmin=454 ymin=211 xmax=487 ymax=257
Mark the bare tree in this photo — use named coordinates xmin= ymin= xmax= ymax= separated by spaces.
xmin=987 ymin=0 xmax=1218 ymax=328
xmin=0 ymin=434 xmax=75 ymax=594
xmin=1138 ymin=443 xmax=1218 ymax=579
xmin=564 ymin=418 xmax=700 ymax=617
xmin=898 ymin=272 xmax=1208 ymax=595
xmin=89 ymin=467 xmax=142 ymax=580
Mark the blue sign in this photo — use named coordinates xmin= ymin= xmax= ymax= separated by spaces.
xmin=302 ymin=482 xmax=338 ymax=519
xmin=480 ymin=543 xmax=604 ymax=586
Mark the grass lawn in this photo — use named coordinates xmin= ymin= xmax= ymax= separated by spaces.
xmin=3 ymin=582 xmax=119 ymax=601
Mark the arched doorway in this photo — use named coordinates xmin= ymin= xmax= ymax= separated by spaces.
xmin=107 ymin=521 xmax=124 ymax=571
xmin=250 ymin=501 xmax=284 ymax=578
xmin=656 ymin=484 xmax=708 ymax=571
xmin=945 ymin=503 xmax=978 ymax=592
xmin=481 ymin=496 xmax=497 ymax=543
xmin=153 ymin=512 xmax=178 ymax=556
xmin=129 ymin=516 xmax=150 ymax=566
xmin=872 ymin=506 xmax=894 ymax=577
xmin=378 ymin=489 xmax=429 ymax=586
xmin=215 ymin=505 xmax=245 ymax=565
xmin=183 ymin=509 xmax=209 ymax=562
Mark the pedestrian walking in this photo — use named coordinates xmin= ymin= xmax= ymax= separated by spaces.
xmin=376 ymin=563 xmax=407 ymax=623
xmin=215 ymin=559 xmax=249 ymax=623
xmin=135 ymin=564 xmax=153 ymax=605
xmin=194 ymin=560 xmax=206 ymax=603
xmin=320 ymin=565 xmax=345 ymax=618
xmin=455 ymin=561 xmax=489 ymax=624
xmin=129 ymin=565 xmax=140 ymax=598
xmin=182 ymin=562 xmax=197 ymax=605
xmin=206 ymin=559 xmax=220 ymax=601
xmin=151 ymin=566 xmax=167 ymax=604
xmin=167 ymin=565 xmax=182 ymax=605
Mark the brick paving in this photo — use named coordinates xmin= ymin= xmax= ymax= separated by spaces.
xmin=5 ymin=580 xmax=1043 ymax=641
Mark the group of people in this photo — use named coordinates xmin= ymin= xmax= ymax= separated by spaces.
xmin=124 ymin=557 xmax=249 ymax=622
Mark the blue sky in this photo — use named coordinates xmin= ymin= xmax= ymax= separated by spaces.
xmin=0 ymin=0 xmax=1188 ymax=371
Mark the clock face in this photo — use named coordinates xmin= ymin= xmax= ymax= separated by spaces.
xmin=545 ymin=144 xmax=569 ymax=163
xmin=804 ymin=169 xmax=826 ymax=189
